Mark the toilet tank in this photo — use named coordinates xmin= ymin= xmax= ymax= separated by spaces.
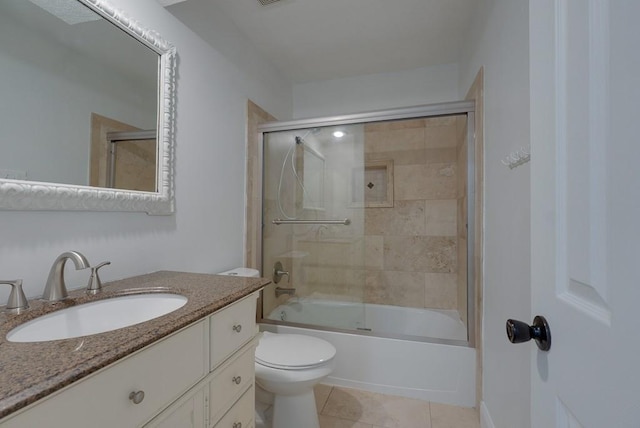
xmin=217 ymin=267 xmax=260 ymax=278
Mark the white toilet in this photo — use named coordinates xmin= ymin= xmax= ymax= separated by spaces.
xmin=218 ymin=268 xmax=337 ymax=428
xmin=255 ymin=332 xmax=336 ymax=428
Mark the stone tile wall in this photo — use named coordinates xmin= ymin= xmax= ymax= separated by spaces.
xmin=363 ymin=117 xmax=463 ymax=310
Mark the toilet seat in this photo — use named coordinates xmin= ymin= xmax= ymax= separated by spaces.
xmin=256 ymin=333 xmax=336 ymax=370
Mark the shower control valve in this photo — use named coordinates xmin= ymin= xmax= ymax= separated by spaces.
xmin=273 ymin=261 xmax=290 ymax=284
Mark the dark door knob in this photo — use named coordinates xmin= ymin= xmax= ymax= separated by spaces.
xmin=506 ymin=315 xmax=551 ymax=351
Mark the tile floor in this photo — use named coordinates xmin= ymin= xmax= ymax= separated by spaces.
xmin=314 ymin=384 xmax=480 ymax=428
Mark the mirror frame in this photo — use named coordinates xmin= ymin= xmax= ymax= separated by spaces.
xmin=0 ymin=0 xmax=176 ymax=215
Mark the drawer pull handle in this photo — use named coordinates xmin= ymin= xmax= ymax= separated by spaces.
xmin=232 ymin=376 xmax=242 ymax=385
xmin=233 ymin=423 xmax=242 ymax=428
xmin=232 ymin=324 xmax=242 ymax=333
xmin=129 ymin=390 xmax=145 ymax=404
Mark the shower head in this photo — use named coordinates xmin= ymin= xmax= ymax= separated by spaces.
xmin=295 ymin=128 xmax=321 ymax=145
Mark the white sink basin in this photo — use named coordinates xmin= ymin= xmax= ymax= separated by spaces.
xmin=7 ymin=293 xmax=188 ymax=343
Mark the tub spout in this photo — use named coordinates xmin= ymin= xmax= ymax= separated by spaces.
xmin=275 ymin=287 xmax=296 ymax=298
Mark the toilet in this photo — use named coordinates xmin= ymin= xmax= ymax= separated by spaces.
xmin=218 ymin=268 xmax=337 ymax=428
xmin=255 ymin=332 xmax=336 ymax=428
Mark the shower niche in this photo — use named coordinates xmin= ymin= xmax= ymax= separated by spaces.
xmin=351 ymin=159 xmax=394 ymax=208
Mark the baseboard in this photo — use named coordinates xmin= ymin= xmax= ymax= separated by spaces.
xmin=480 ymin=401 xmax=496 ymax=428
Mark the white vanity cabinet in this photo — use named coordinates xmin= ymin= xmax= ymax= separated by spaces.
xmin=151 ymin=290 xmax=259 ymax=428
xmin=148 ymin=339 xmax=257 ymax=428
xmin=0 ymin=292 xmax=260 ymax=428
xmin=149 ymin=291 xmax=258 ymax=428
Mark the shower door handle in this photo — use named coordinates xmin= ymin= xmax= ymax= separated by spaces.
xmin=506 ymin=316 xmax=551 ymax=351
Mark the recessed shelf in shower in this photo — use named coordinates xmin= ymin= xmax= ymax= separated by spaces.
xmin=350 ymin=159 xmax=394 ymax=208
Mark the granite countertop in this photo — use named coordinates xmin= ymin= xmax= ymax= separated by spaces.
xmin=0 ymin=271 xmax=270 ymax=419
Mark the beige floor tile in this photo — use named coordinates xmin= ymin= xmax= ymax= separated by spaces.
xmin=322 ymin=387 xmax=431 ymax=428
xmin=319 ymin=414 xmax=374 ymax=428
xmin=315 ymin=384 xmax=333 ymax=413
xmin=430 ymin=402 xmax=480 ymax=428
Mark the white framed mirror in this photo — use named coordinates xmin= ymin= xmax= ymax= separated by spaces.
xmin=0 ymin=0 xmax=176 ymax=215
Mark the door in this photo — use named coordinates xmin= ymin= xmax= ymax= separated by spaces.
xmin=261 ymin=125 xmax=367 ymax=331
xmin=530 ymin=1 xmax=640 ymax=427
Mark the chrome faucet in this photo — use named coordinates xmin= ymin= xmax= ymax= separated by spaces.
xmin=42 ymin=251 xmax=90 ymax=301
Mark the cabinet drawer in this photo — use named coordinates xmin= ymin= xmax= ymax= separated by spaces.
xmin=2 ymin=320 xmax=207 ymax=428
xmin=209 ymin=341 xmax=256 ymax=425
xmin=210 ymin=292 xmax=257 ymax=370
xmin=213 ymin=386 xmax=255 ymax=428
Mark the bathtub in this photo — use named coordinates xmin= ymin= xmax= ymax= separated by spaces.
xmin=261 ymin=298 xmax=476 ymax=407
xmin=267 ymin=297 xmax=468 ymax=341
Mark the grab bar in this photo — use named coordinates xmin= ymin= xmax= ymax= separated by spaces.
xmin=272 ymin=218 xmax=351 ymax=225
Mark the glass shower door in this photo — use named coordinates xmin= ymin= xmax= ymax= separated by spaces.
xmin=261 ymin=124 xmax=368 ymax=332
xmin=258 ymin=106 xmax=475 ymax=344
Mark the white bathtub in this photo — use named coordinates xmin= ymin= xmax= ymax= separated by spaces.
xmin=267 ymin=297 xmax=468 ymax=341
xmin=262 ymin=298 xmax=476 ymax=407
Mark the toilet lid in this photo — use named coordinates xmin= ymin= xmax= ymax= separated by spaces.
xmin=255 ymin=333 xmax=336 ymax=370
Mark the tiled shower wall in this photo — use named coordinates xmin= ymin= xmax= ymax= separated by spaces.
xmin=363 ymin=117 xmax=466 ymax=310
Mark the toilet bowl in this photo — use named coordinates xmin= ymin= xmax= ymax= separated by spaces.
xmin=217 ymin=268 xmax=336 ymax=428
xmin=255 ymin=332 xmax=336 ymax=428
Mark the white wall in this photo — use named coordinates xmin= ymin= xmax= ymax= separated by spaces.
xmin=292 ymin=63 xmax=460 ymax=118
xmin=0 ymin=0 xmax=292 ymax=302
xmin=458 ymin=1 xmax=531 ymax=427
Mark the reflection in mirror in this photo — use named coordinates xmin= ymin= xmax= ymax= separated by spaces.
xmin=0 ymin=0 xmax=176 ymax=214
xmin=0 ymin=0 xmax=157 ymax=189
xmin=90 ymin=114 xmax=157 ymax=192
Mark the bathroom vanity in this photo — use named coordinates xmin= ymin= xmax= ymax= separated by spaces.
xmin=0 ymin=271 xmax=268 ymax=427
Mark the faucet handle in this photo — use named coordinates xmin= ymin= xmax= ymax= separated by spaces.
xmin=86 ymin=261 xmax=111 ymax=295
xmin=1 ymin=279 xmax=29 ymax=314
xmin=273 ymin=261 xmax=290 ymax=284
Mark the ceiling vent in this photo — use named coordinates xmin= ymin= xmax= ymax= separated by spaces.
xmin=257 ymin=0 xmax=282 ymax=6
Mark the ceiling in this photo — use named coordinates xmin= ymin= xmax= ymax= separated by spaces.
xmin=165 ymin=0 xmax=478 ymax=83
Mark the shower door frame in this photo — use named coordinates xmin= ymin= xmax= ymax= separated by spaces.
xmin=256 ymin=100 xmax=476 ymax=347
